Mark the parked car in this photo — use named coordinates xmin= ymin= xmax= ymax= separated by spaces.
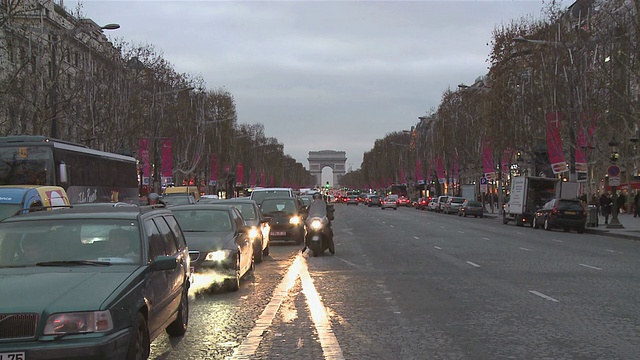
xmin=436 ymin=195 xmax=450 ymax=213
xmin=381 ymin=195 xmax=398 ymax=210
xmin=221 ymin=198 xmax=271 ymax=263
xmin=533 ymin=198 xmax=586 ymax=233
xmin=171 ymin=204 xmax=254 ymax=291
xmin=0 ymin=205 xmax=191 ymax=359
xmin=427 ymin=199 xmax=439 ymax=211
xmin=458 ymin=200 xmax=484 ymax=217
xmin=443 ymin=196 xmax=466 ymax=214
xmin=415 ymin=197 xmax=428 ymax=210
xmin=260 ymin=197 xmax=305 ymax=244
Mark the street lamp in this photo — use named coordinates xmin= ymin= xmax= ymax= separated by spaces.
xmin=50 ymin=23 xmax=120 ymax=139
xmin=607 ymin=137 xmax=624 ymax=229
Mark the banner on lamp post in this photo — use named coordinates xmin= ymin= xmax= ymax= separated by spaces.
xmin=546 ymin=111 xmax=568 ymax=174
xmin=236 ymin=163 xmax=244 ymax=187
xmin=138 ymin=138 xmax=150 ymax=185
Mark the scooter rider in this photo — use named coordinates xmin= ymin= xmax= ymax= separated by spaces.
xmin=305 ymin=192 xmax=335 ymax=254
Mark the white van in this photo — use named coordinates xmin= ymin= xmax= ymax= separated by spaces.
xmin=436 ymin=195 xmax=450 ymax=213
xmin=250 ymin=187 xmax=294 ymax=205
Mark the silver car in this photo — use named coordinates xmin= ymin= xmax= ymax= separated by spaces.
xmin=381 ymin=195 xmax=398 ymax=210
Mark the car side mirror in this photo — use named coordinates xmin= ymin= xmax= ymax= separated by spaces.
xmin=151 ymin=255 xmax=177 ymax=271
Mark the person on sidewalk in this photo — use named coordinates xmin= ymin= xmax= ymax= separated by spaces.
xmin=634 ymin=191 xmax=640 ymax=218
xmin=600 ymin=193 xmax=612 ymax=225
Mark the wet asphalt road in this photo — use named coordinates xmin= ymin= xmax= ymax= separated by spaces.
xmin=150 ymin=203 xmax=640 ymax=359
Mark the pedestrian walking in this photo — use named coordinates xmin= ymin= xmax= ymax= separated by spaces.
xmin=634 ymin=192 xmax=640 ymax=218
xmin=600 ymin=193 xmax=612 ymax=225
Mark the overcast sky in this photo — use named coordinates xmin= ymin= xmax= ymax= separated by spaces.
xmin=67 ymin=0 xmax=568 ymax=172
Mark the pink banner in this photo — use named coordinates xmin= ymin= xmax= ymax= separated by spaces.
xmin=161 ymin=138 xmax=173 ymax=178
xmin=415 ymin=159 xmax=423 ymax=183
xmin=436 ymin=157 xmax=446 ymax=184
xmin=546 ymin=111 xmax=568 ymax=174
xmin=482 ymin=137 xmax=495 ymax=179
xmin=250 ymin=169 xmax=256 ymax=186
xmin=575 ymin=126 xmax=587 ymax=173
xmin=236 ymin=163 xmax=244 ymax=185
xmin=209 ymin=154 xmax=218 ymax=185
xmin=138 ymin=138 xmax=150 ymax=179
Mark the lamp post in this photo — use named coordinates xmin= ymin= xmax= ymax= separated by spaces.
xmin=607 ymin=137 xmax=624 ymax=229
xmin=50 ymin=23 xmax=120 ymax=139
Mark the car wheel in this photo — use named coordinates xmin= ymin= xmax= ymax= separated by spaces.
xmin=502 ymin=216 xmax=509 ymax=224
xmin=227 ymin=256 xmax=241 ymax=291
xmin=166 ymin=287 xmax=189 ymax=337
xmin=254 ymin=239 xmax=263 ymax=263
xmin=394 ymin=207 xmax=397 ymax=210
xmin=544 ymin=218 xmax=551 ymax=231
xmin=126 ymin=313 xmax=150 ymax=360
xmin=263 ymin=243 xmax=270 ymax=256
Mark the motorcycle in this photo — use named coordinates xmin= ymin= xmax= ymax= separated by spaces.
xmin=305 ymin=215 xmax=333 ymax=256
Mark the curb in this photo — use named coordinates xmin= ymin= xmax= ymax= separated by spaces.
xmin=584 ymin=228 xmax=640 ymax=241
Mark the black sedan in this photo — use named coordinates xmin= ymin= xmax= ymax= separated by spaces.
xmin=172 ymin=204 xmax=254 ymax=291
xmin=260 ymin=197 xmax=305 ymax=244
xmin=221 ymin=198 xmax=271 ymax=263
xmin=532 ymin=198 xmax=586 ymax=233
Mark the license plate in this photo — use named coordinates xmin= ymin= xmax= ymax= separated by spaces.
xmin=0 ymin=352 xmax=26 ymax=360
xmin=565 ymin=211 xmax=576 ymax=215
xmin=271 ymin=231 xmax=286 ymax=236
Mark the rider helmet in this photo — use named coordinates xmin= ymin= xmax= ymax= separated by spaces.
xmin=312 ymin=192 xmax=323 ymax=200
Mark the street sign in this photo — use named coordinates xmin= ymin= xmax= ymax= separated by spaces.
xmin=608 ymin=165 xmax=621 ymax=187
xmin=480 ymin=176 xmax=488 ymax=193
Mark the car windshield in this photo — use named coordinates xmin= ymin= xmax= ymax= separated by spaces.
xmin=260 ymin=199 xmax=297 ymax=215
xmin=251 ymin=190 xmax=291 ymax=204
xmin=468 ymin=201 xmax=482 ymax=207
xmin=172 ymin=209 xmax=233 ymax=232
xmin=227 ymin=203 xmax=257 ymax=221
xmin=558 ymin=201 xmax=583 ymax=211
xmin=161 ymin=194 xmax=193 ymax=205
xmin=0 ymin=219 xmax=141 ymax=267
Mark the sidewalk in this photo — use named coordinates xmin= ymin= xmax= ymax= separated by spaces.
xmin=584 ymin=212 xmax=640 ymax=241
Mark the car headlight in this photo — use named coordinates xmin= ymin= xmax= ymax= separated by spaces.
xmin=310 ymin=219 xmax=323 ymax=231
xmin=205 ymin=249 xmax=233 ymax=262
xmin=289 ymin=216 xmax=301 ymax=225
xmin=248 ymin=227 xmax=260 ymax=239
xmin=44 ymin=311 xmax=113 ymax=335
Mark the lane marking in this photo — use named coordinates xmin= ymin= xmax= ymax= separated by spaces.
xmin=335 ymin=256 xmax=360 ymax=268
xmin=440 ymin=226 xmax=445 ymax=229
xmin=516 ymin=231 xmax=523 ymax=235
xmin=458 ymin=231 xmax=464 ymax=234
xmin=232 ymin=256 xmax=301 ymax=359
xmin=466 ymin=261 xmax=481 ymax=268
xmin=552 ymin=239 xmax=563 ymax=243
xmin=299 ymin=258 xmax=345 ymax=360
xmin=529 ymin=290 xmax=559 ymax=303
xmin=579 ymin=263 xmax=603 ymax=271
xmin=414 ymin=236 xmax=420 ymax=240
xmin=519 ymin=247 xmax=533 ymax=252
xmin=482 ymin=237 xmax=490 ymax=241
xmin=390 ymin=225 xmax=394 ymax=228
xmin=434 ymin=246 xmax=442 ymax=250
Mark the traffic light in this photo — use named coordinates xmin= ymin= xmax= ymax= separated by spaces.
xmin=325 ymin=181 xmax=330 ymax=189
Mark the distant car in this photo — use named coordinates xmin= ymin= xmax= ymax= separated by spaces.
xmin=160 ymin=193 xmax=197 ymax=206
xmin=367 ymin=195 xmax=382 ymax=207
xmin=381 ymin=195 xmax=398 ymax=210
xmin=0 ymin=185 xmax=71 ymax=220
xmin=415 ymin=197 xmax=428 ymax=210
xmin=443 ymin=196 xmax=466 ymax=214
xmin=533 ymin=198 xmax=586 ymax=233
xmin=397 ymin=196 xmax=411 ymax=207
xmin=436 ymin=195 xmax=450 ymax=213
xmin=427 ymin=199 xmax=439 ymax=211
xmin=250 ymin=187 xmax=294 ymax=206
xmin=0 ymin=205 xmax=191 ymax=359
xmin=346 ymin=195 xmax=359 ymax=205
xmin=260 ymin=197 xmax=305 ymax=244
xmin=172 ymin=204 xmax=254 ymax=291
xmin=458 ymin=200 xmax=484 ymax=217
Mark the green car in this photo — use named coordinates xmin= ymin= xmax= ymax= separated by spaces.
xmin=0 ymin=205 xmax=191 ymax=360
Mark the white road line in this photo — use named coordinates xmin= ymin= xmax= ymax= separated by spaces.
xmin=482 ymin=237 xmax=490 ymax=241
xmin=579 ymin=263 xmax=603 ymax=271
xmin=519 ymin=247 xmax=533 ymax=252
xmin=335 ymin=256 xmax=360 ymax=268
xmin=458 ymin=231 xmax=464 ymax=234
xmin=516 ymin=231 xmax=523 ymax=235
xmin=389 ymin=225 xmax=394 ymax=228
xmin=552 ymin=239 xmax=563 ymax=243
xmin=434 ymin=246 xmax=442 ymax=250
xmin=529 ymin=290 xmax=559 ymax=303
xmin=232 ymin=256 xmax=301 ymax=359
xmin=466 ymin=261 xmax=481 ymax=268
xmin=440 ymin=226 xmax=445 ymax=229
xmin=606 ymin=249 xmax=616 ymax=253
xmin=414 ymin=236 xmax=420 ymax=240
xmin=299 ymin=258 xmax=345 ymax=360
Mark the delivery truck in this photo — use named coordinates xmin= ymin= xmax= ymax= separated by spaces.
xmin=503 ymin=176 xmax=578 ymax=227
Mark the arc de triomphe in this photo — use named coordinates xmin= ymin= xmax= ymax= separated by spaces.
xmin=308 ymin=150 xmax=346 ymax=187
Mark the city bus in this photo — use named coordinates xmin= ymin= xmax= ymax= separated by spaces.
xmin=0 ymin=136 xmax=138 ymax=204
